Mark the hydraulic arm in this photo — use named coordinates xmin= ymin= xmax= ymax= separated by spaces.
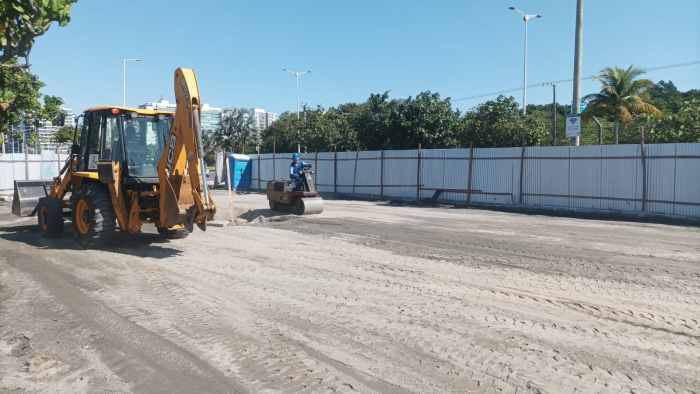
xmin=158 ymin=68 xmax=216 ymax=231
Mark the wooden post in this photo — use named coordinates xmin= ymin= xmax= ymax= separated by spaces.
xmin=641 ymin=126 xmax=647 ymax=213
xmin=257 ymin=147 xmax=261 ymax=189
xmin=314 ymin=150 xmax=318 ymax=189
xmin=416 ymin=143 xmax=422 ymax=202
xmin=352 ymin=143 xmax=359 ymax=195
xmin=380 ymin=150 xmax=384 ymax=199
xmin=273 ymin=140 xmax=276 ymax=181
xmin=226 ymin=157 xmax=234 ymax=222
xmin=333 ymin=145 xmax=337 ymax=194
xmin=56 ymin=145 xmax=61 ymax=175
xmin=467 ymin=141 xmax=474 ymax=206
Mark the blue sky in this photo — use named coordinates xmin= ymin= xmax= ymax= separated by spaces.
xmin=29 ymin=0 xmax=700 ymax=116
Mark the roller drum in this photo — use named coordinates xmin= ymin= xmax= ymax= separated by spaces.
xmin=298 ymin=197 xmax=324 ymax=215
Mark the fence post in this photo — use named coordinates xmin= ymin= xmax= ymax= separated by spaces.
xmin=226 ymin=157 xmax=234 ymax=222
xmin=380 ymin=150 xmax=384 ymax=199
xmin=518 ymin=130 xmax=526 ymax=204
xmin=24 ymin=143 xmax=29 ymax=180
xmin=257 ymin=147 xmax=261 ymax=189
xmin=352 ymin=143 xmax=359 ymax=196
xmin=416 ymin=143 xmax=422 ymax=202
xmin=314 ymin=150 xmax=318 ymax=189
xmin=641 ymin=126 xmax=647 ymax=213
xmin=56 ymin=145 xmax=61 ymax=176
xmin=273 ymin=140 xmax=276 ymax=181
xmin=467 ymin=141 xmax=474 ymax=206
xmin=334 ymin=145 xmax=337 ymax=194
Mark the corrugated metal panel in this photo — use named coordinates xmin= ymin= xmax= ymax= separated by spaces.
xmin=334 ymin=151 xmax=356 ymax=194
xmin=0 ymin=154 xmax=17 ymax=192
xmin=353 ymin=150 xmax=382 ymax=196
xmin=12 ymin=153 xmax=26 ymax=185
xmin=470 ymin=147 xmax=519 ymax=205
xmin=524 ymin=146 xmax=571 ymax=207
xmin=538 ymin=146 xmax=570 ymax=208
xmin=315 ymin=152 xmax=335 ymax=193
xmin=674 ymin=143 xmax=700 ymax=217
xmin=249 ymin=155 xmax=258 ymax=188
xmin=420 ymin=149 xmax=445 ymax=201
xmin=601 ymin=144 xmax=641 ymax=212
xmin=257 ymin=153 xmax=274 ymax=184
xmin=383 ymin=149 xmax=418 ymax=199
xmin=442 ymin=148 xmax=470 ymax=203
xmin=645 ymin=144 xmax=676 ymax=215
xmin=569 ymin=145 xmax=602 ymax=210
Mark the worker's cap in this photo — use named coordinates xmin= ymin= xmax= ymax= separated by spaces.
xmin=293 ymin=153 xmax=299 ymax=161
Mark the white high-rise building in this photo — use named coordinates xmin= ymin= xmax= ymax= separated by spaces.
xmin=139 ymin=98 xmax=222 ymax=131
xmin=249 ymin=108 xmax=278 ymax=130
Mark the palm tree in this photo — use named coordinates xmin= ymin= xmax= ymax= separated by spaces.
xmin=215 ymin=107 xmax=258 ymax=153
xmin=583 ymin=65 xmax=661 ymax=144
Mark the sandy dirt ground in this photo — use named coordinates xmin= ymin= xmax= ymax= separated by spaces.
xmin=0 ymin=188 xmax=699 ymax=394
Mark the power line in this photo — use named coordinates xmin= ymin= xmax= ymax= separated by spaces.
xmin=453 ymin=60 xmax=700 ymax=102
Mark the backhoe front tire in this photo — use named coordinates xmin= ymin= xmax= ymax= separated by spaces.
xmin=157 ymin=227 xmax=189 ymax=239
xmin=71 ymin=183 xmax=117 ymax=248
xmin=37 ymin=196 xmax=64 ymax=238
xmin=269 ymin=200 xmax=278 ymax=211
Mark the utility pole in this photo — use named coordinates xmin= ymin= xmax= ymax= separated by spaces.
xmin=571 ymin=0 xmax=583 ymax=146
xmin=544 ymin=83 xmax=557 ymax=145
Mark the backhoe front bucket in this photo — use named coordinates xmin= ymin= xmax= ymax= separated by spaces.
xmin=12 ymin=180 xmax=53 ymax=217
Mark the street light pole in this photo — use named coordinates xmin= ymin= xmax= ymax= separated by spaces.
xmin=543 ymin=83 xmax=557 ymax=145
xmin=282 ymin=69 xmax=311 ymax=153
xmin=509 ymin=7 xmax=541 ymax=115
xmin=571 ymin=0 xmax=584 ymax=146
xmin=123 ymin=58 xmax=141 ymax=107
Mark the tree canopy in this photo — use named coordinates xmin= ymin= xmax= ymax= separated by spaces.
xmin=1 ymin=0 xmax=78 ymax=69
xmin=583 ymin=65 xmax=661 ymax=144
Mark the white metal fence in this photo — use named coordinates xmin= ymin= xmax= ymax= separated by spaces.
xmin=249 ymin=143 xmax=700 ymax=218
xmin=3 ymin=143 xmax=699 ymax=218
xmin=0 ymin=151 xmax=67 ymax=194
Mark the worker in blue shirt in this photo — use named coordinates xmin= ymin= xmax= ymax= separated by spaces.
xmin=290 ymin=152 xmax=312 ymax=190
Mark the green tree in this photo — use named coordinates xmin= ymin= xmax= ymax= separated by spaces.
xmin=583 ymin=65 xmax=661 ymax=144
xmin=201 ymin=129 xmax=219 ymax=165
xmin=0 ymin=64 xmax=43 ymax=151
xmin=26 ymin=129 xmax=38 ymax=151
xmin=52 ymin=124 xmax=77 ymax=145
xmin=1 ymin=0 xmax=78 ymax=69
xmin=39 ymin=94 xmax=63 ymax=125
xmin=216 ymin=107 xmax=257 ymax=153
xmin=629 ymin=99 xmax=700 ymax=143
xmin=298 ymin=105 xmax=357 ymax=152
xmin=460 ymin=95 xmax=548 ymax=148
xmin=260 ymin=112 xmax=301 ymax=153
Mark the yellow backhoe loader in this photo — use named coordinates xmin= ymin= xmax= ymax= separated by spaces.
xmin=12 ymin=68 xmax=216 ymax=247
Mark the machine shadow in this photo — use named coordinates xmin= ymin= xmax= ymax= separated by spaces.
xmin=0 ymin=222 xmax=183 ymax=259
xmin=237 ymin=207 xmax=297 ymax=223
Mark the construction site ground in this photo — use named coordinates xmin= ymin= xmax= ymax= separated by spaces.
xmin=0 ymin=188 xmax=698 ymax=394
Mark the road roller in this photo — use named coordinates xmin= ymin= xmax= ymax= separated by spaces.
xmin=267 ymin=171 xmax=324 ymax=215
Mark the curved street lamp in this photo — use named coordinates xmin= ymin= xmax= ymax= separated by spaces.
xmin=508 ymin=7 xmax=541 ymax=115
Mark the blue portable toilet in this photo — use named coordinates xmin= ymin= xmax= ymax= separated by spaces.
xmin=224 ymin=154 xmax=252 ymax=191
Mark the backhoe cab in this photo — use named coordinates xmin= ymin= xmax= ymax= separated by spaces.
xmin=12 ymin=68 xmax=216 ymax=247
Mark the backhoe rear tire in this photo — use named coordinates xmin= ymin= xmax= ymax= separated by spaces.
xmin=71 ymin=183 xmax=117 ymax=248
xmin=157 ymin=227 xmax=189 ymax=239
xmin=37 ymin=196 xmax=64 ymax=238
xmin=269 ymin=200 xmax=278 ymax=211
